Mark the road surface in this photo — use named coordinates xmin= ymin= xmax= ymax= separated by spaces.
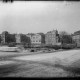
xmin=0 ymin=49 xmax=80 ymax=77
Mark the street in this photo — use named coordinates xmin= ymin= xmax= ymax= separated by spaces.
xmin=0 ymin=49 xmax=80 ymax=77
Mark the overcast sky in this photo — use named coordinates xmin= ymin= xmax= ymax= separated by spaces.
xmin=0 ymin=1 xmax=80 ymax=34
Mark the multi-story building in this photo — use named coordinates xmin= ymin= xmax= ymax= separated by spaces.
xmin=1 ymin=31 xmax=16 ymax=45
xmin=31 ymin=34 xmax=42 ymax=47
xmin=26 ymin=33 xmax=34 ymax=46
xmin=26 ymin=33 xmax=34 ymax=40
xmin=45 ymin=30 xmax=59 ymax=45
xmin=72 ymin=31 xmax=80 ymax=47
xmin=15 ymin=33 xmax=31 ymax=47
xmin=1 ymin=31 xmax=9 ymax=44
xmin=15 ymin=34 xmax=21 ymax=44
xmin=26 ymin=33 xmax=45 ymax=47
xmin=1 ymin=32 xmax=5 ymax=44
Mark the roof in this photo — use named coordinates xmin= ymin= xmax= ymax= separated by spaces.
xmin=27 ymin=33 xmax=34 ymax=35
xmin=26 ymin=33 xmax=35 ymax=37
xmin=37 ymin=33 xmax=45 ymax=36
xmin=72 ymin=30 xmax=80 ymax=36
xmin=47 ymin=30 xmax=58 ymax=34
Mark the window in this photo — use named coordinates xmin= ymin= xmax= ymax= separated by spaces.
xmin=36 ymin=40 xmax=38 ymax=42
xmin=36 ymin=36 xmax=38 ymax=38
xmin=33 ymin=37 xmax=35 ymax=39
xmin=32 ymin=41 xmax=34 ymax=42
xmin=39 ymin=40 xmax=41 ymax=42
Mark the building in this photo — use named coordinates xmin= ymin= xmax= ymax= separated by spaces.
xmin=1 ymin=31 xmax=5 ymax=44
xmin=72 ymin=31 xmax=80 ymax=47
xmin=38 ymin=33 xmax=45 ymax=45
xmin=26 ymin=33 xmax=45 ymax=47
xmin=1 ymin=31 xmax=16 ymax=45
xmin=26 ymin=33 xmax=34 ymax=40
xmin=15 ymin=34 xmax=21 ymax=44
xmin=15 ymin=34 xmax=31 ymax=48
xmin=1 ymin=31 xmax=9 ymax=44
xmin=26 ymin=33 xmax=34 ymax=47
xmin=31 ymin=34 xmax=42 ymax=47
xmin=45 ymin=30 xmax=59 ymax=46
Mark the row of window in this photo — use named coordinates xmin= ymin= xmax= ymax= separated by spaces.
xmin=75 ymin=39 xmax=80 ymax=42
xmin=46 ymin=35 xmax=56 ymax=37
xmin=32 ymin=36 xmax=40 ymax=39
xmin=73 ymin=35 xmax=80 ymax=39
xmin=32 ymin=40 xmax=41 ymax=42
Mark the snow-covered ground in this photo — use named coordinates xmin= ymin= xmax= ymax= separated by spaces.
xmin=0 ymin=49 xmax=80 ymax=77
xmin=0 ymin=61 xmax=15 ymax=65
xmin=0 ymin=49 xmax=80 ymax=68
xmin=0 ymin=46 xmax=19 ymax=52
xmin=13 ymin=49 xmax=80 ymax=66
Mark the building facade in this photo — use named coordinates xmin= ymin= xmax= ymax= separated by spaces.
xmin=45 ymin=30 xmax=59 ymax=45
xmin=1 ymin=31 xmax=9 ymax=44
xmin=26 ymin=33 xmax=45 ymax=47
xmin=1 ymin=32 xmax=5 ymax=44
xmin=31 ymin=34 xmax=41 ymax=47
xmin=26 ymin=33 xmax=34 ymax=40
xmin=15 ymin=34 xmax=21 ymax=44
xmin=72 ymin=31 xmax=80 ymax=47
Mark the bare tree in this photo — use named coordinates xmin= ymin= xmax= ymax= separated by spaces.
xmin=59 ymin=31 xmax=73 ymax=44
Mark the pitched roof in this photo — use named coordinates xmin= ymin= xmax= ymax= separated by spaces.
xmin=73 ymin=30 xmax=80 ymax=35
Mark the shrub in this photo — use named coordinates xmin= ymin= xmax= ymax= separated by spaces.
xmin=62 ymin=44 xmax=76 ymax=49
xmin=52 ymin=45 xmax=61 ymax=50
xmin=8 ymin=42 xmax=16 ymax=47
xmin=45 ymin=45 xmax=61 ymax=50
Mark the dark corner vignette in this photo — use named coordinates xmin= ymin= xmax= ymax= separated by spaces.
xmin=1 ymin=0 xmax=80 ymax=3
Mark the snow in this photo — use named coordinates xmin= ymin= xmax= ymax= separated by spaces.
xmin=0 ymin=46 xmax=19 ymax=52
xmin=13 ymin=49 xmax=80 ymax=65
xmin=0 ymin=61 xmax=15 ymax=65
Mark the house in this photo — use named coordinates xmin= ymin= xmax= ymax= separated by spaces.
xmin=45 ymin=30 xmax=59 ymax=46
xmin=15 ymin=34 xmax=21 ymax=44
xmin=72 ymin=31 xmax=80 ymax=47
xmin=1 ymin=31 xmax=9 ymax=44
xmin=26 ymin=33 xmax=34 ymax=40
xmin=26 ymin=33 xmax=45 ymax=47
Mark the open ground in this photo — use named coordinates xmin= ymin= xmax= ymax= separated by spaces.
xmin=0 ymin=49 xmax=80 ymax=77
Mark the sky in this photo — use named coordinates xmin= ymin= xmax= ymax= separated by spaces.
xmin=0 ymin=1 xmax=80 ymax=34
